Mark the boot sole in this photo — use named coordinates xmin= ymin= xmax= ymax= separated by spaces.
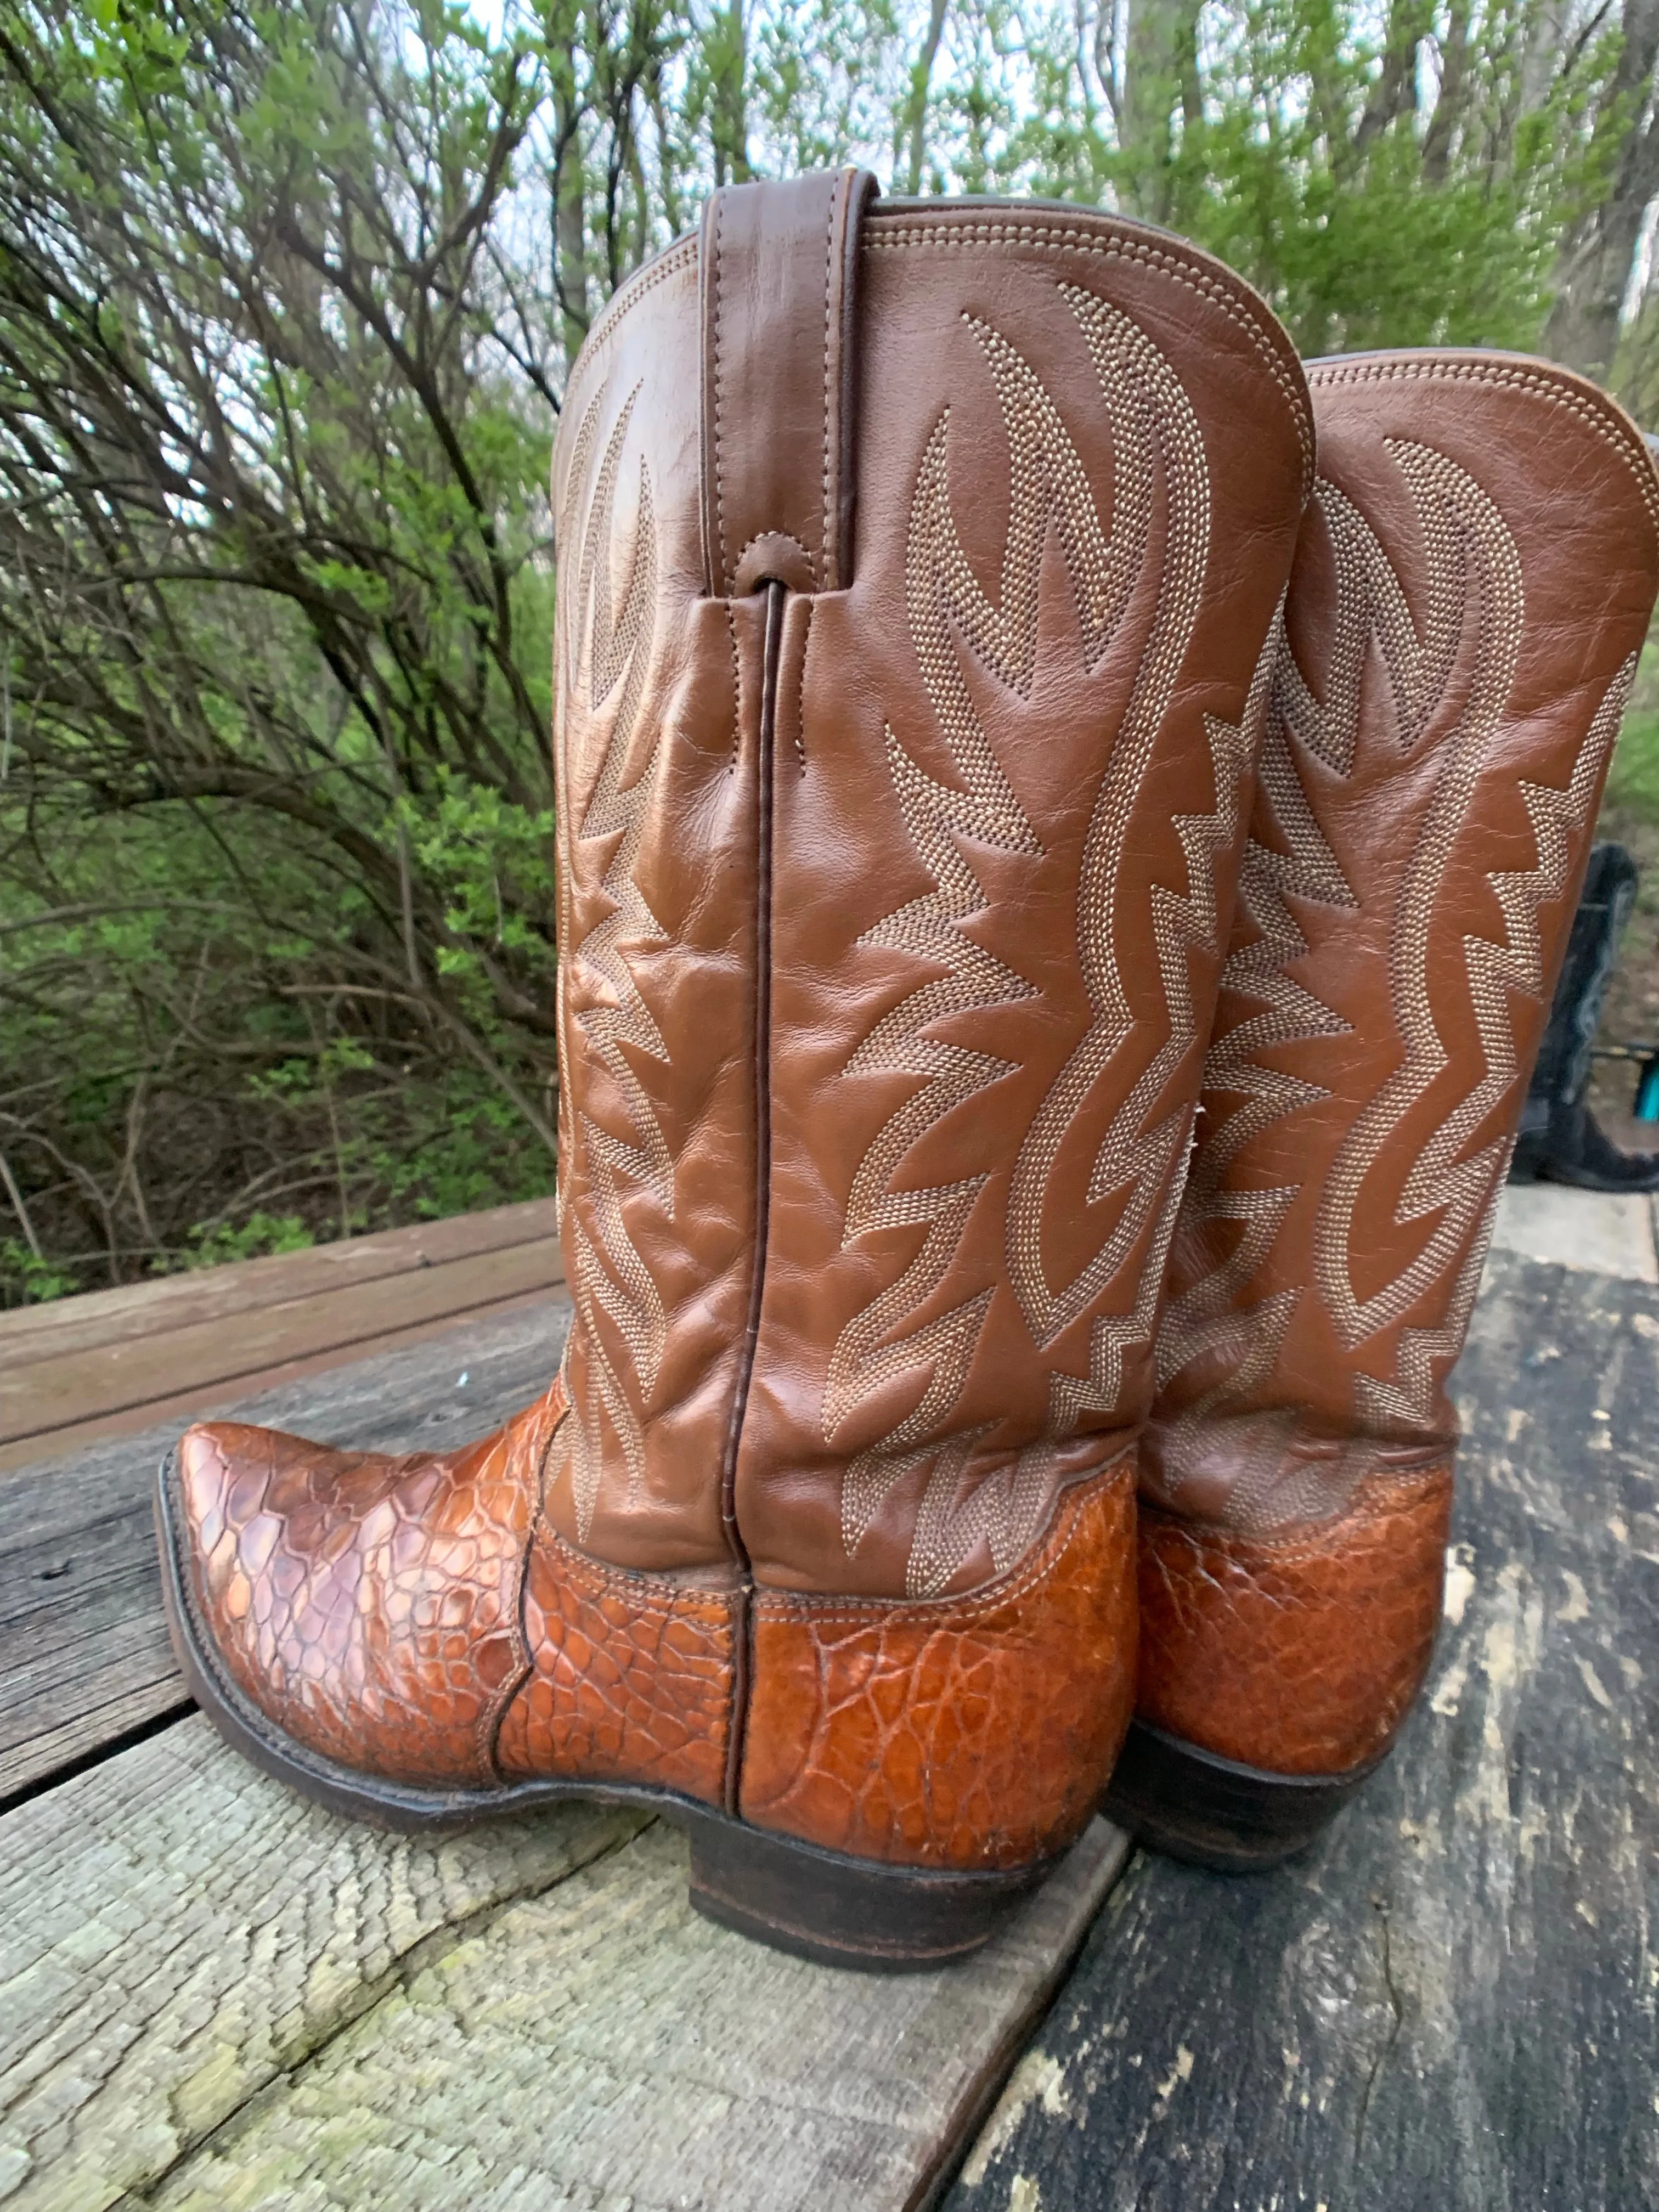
xmin=154 ymin=1449 xmax=1056 ymax=1971
xmin=1101 ymin=1719 xmax=1381 ymax=1871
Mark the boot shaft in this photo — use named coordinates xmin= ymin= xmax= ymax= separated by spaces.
xmin=552 ymin=176 xmax=1315 ymax=1602
xmin=1150 ymin=350 xmax=1659 ymax=1538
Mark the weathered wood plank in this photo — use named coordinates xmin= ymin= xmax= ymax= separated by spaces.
xmin=0 ymin=1718 xmax=646 ymax=2211
xmin=0 ymin=1700 xmax=1127 ymax=2212
xmin=0 ymin=1199 xmax=558 ymax=1363
xmin=945 ymin=1247 xmax=1659 ymax=2212
xmin=0 ymin=1298 xmax=571 ymax=1802
xmin=2 ymin=1232 xmax=562 ymax=1459
xmin=0 ymin=1282 xmax=561 ymax=1479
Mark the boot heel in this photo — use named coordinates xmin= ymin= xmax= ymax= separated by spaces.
xmin=1103 ymin=1719 xmax=1381 ymax=1871
xmin=680 ymin=1809 xmax=1053 ymax=1972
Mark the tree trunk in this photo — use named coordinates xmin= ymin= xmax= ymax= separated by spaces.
xmin=1545 ymin=0 xmax=1659 ymax=378
xmin=1116 ymin=0 xmax=1203 ymax=222
xmin=545 ymin=3 xmax=590 ymax=372
xmin=709 ymin=0 xmax=751 ymax=187
xmin=1421 ymin=0 xmax=1471 ymax=184
xmin=900 ymin=0 xmax=950 ymax=196
xmin=1354 ymin=0 xmax=1432 ymax=158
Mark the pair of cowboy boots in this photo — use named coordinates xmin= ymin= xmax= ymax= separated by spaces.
xmin=156 ymin=172 xmax=1659 ymax=1966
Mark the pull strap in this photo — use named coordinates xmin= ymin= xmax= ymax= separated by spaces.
xmin=699 ymin=167 xmax=878 ymax=599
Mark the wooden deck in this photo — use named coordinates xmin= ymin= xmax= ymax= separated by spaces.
xmin=1 ymin=1192 xmax=1653 ymax=2207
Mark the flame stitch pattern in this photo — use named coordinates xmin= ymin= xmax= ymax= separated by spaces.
xmin=554 ymin=386 xmax=670 ymax=1539
xmin=827 ymin=292 xmax=1267 ymax=1596
xmin=1156 ymin=443 xmax=1636 ymax=1436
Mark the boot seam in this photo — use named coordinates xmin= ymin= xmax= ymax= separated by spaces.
xmin=750 ymin=1453 xmax=1133 ymax=1624
xmin=479 ymin=1382 xmax=569 ymax=1786
xmin=1139 ymin=1460 xmax=1451 ymax=1568
xmin=716 ymin=578 xmax=786 ymax=1810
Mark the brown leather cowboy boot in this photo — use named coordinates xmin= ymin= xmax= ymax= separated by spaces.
xmin=155 ymin=172 xmax=1312 ymax=1964
xmin=1105 ymin=349 xmax=1659 ymax=1869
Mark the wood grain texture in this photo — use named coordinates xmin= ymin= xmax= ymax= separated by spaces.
xmin=0 ymin=1200 xmax=558 ymax=1363
xmin=33 ymin=1801 xmax=1121 ymax=2212
xmin=1 ymin=1216 xmax=562 ymax=1464
xmin=0 ymin=1297 xmax=571 ymax=1802
xmin=0 ymin=1717 xmax=645 ymax=2212
xmin=946 ymin=1248 xmax=1659 ymax=2212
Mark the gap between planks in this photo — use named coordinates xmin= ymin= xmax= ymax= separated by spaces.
xmin=0 ymin=1715 xmax=1130 ymax=2212
xmin=0 ymin=1299 xmax=573 ymax=1806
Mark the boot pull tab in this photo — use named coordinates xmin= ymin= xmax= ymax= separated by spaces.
xmin=699 ymin=167 xmax=878 ymax=600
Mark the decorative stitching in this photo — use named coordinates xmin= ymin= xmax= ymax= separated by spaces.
xmin=1009 ymin=286 xmax=1240 ymax=1435
xmin=1308 ymin=445 xmax=1578 ymax=1404
xmin=562 ymin=238 xmax=698 ymax=420
xmin=794 ymin=599 xmax=812 ymax=768
xmin=727 ymin=527 xmax=816 ymax=575
xmin=753 ymin=1455 xmax=1132 ymax=1624
xmin=1158 ymin=431 xmax=1637 ymax=1439
xmin=1153 ymin=571 xmax=1355 ymax=1414
xmin=711 ymin=195 xmax=729 ymax=593
xmin=1307 ymin=355 xmax=1659 ymax=529
xmin=540 ymin=1519 xmax=741 ymax=1620
xmin=822 ymin=305 xmax=1052 ymax=1584
xmin=865 ymin=215 xmax=1313 ymax=488
xmin=1142 ymin=1460 xmax=1451 ymax=1567
xmin=726 ymin=600 xmax=742 ymax=771
xmin=559 ymin=382 xmax=672 ymax=1537
xmin=825 ymin=288 xmax=1265 ymax=1595
xmin=821 ymin=178 xmax=836 ymax=589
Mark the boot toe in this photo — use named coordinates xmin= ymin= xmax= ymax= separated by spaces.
xmin=170 ymin=1403 xmax=551 ymax=1792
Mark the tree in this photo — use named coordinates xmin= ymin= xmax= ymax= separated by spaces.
xmin=1547 ymin=0 xmax=1659 ymax=376
xmin=0 ymin=0 xmax=1651 ymax=1302
xmin=0 ymin=0 xmax=563 ymax=1288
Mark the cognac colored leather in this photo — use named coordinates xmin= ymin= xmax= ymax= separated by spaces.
xmin=1132 ymin=351 xmax=1659 ymax=1824
xmin=159 ymin=174 xmax=1314 ymax=1960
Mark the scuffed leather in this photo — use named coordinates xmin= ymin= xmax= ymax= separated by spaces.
xmin=167 ymin=179 xmax=1320 ymax=1877
xmin=550 ymin=239 xmax=762 ymax=1575
xmin=176 ymin=1385 xmax=563 ymax=1788
xmin=1137 ymin=1466 xmax=1452 ymax=1774
xmin=734 ymin=201 xmax=1313 ymax=1600
xmin=1141 ymin=351 xmax=1659 ymax=1777
xmin=699 ymin=168 xmax=875 ymax=596
xmin=495 ymin=1509 xmax=737 ymax=1804
xmin=740 ymin=1457 xmax=1137 ymax=1868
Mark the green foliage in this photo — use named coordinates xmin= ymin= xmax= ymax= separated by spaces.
xmin=171 ymin=1213 xmax=317 ymax=1271
xmin=0 ymin=0 xmax=562 ymax=1305
xmin=0 ymin=0 xmax=1649 ymax=1306
xmin=0 ymin=1239 xmax=77 ymax=1303
xmin=1606 ymin=649 xmax=1659 ymax=826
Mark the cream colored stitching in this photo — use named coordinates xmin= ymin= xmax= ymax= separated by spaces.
xmin=726 ymin=527 xmax=816 ymax=574
xmin=827 ymin=289 xmax=1257 ymax=1594
xmin=711 ymin=196 xmax=729 ymax=592
xmin=724 ymin=601 xmax=742 ymax=771
xmin=754 ymin=1455 xmax=1132 ymax=1622
xmin=1145 ymin=1460 xmax=1451 ymax=1565
xmin=1354 ymin=657 xmax=1635 ymax=1429
xmin=560 ymin=382 xmax=672 ymax=1538
xmin=540 ymin=1522 xmax=739 ymax=1618
xmin=866 ymin=217 xmax=1312 ymax=486
xmin=820 ymin=181 xmax=836 ymax=588
xmin=1013 ymin=287 xmax=1245 ymax=1441
xmin=794 ymin=599 xmax=812 ymax=768
xmin=562 ymin=238 xmax=697 ymax=421
xmin=1311 ymin=443 xmax=1524 ymax=1367
xmin=1153 ymin=535 xmax=1359 ymax=1419
xmin=1308 ymin=356 xmax=1659 ymax=529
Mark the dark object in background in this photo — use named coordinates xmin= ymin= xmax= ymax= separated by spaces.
xmin=1510 ymin=842 xmax=1659 ymax=1192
